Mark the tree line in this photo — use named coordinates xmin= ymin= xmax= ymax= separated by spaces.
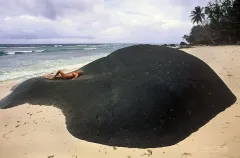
xmin=183 ymin=0 xmax=240 ymax=45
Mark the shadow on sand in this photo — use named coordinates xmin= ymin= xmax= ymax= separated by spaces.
xmin=0 ymin=45 xmax=236 ymax=148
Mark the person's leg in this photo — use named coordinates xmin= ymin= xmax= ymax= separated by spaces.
xmin=53 ymin=70 xmax=66 ymax=79
xmin=45 ymin=70 xmax=67 ymax=80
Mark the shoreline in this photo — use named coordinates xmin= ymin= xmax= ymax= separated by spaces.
xmin=0 ymin=45 xmax=240 ymax=158
xmin=0 ymin=67 xmax=82 ymax=84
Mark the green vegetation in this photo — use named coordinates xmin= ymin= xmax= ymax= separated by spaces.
xmin=183 ymin=0 xmax=240 ymax=45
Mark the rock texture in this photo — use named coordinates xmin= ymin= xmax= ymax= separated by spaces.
xmin=0 ymin=44 xmax=236 ymax=148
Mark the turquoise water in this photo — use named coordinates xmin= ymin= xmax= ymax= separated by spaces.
xmin=0 ymin=44 xmax=133 ymax=82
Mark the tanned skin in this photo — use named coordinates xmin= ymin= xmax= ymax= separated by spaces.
xmin=45 ymin=70 xmax=84 ymax=80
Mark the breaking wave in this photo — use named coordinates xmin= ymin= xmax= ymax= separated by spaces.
xmin=0 ymin=50 xmax=45 ymax=55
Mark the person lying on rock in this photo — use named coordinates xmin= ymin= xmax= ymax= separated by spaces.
xmin=45 ymin=70 xmax=84 ymax=80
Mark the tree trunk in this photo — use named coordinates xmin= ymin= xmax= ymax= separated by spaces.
xmin=228 ymin=36 xmax=232 ymax=44
xmin=201 ymin=23 xmax=216 ymax=45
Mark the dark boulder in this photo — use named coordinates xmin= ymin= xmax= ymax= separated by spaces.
xmin=161 ymin=44 xmax=168 ymax=47
xmin=0 ymin=44 xmax=236 ymax=148
xmin=180 ymin=41 xmax=187 ymax=45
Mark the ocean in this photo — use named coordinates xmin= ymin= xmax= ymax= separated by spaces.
xmin=0 ymin=44 xmax=133 ymax=82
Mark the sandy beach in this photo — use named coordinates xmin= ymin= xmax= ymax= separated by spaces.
xmin=0 ymin=46 xmax=240 ymax=158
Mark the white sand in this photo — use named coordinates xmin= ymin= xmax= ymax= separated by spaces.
xmin=0 ymin=46 xmax=240 ymax=158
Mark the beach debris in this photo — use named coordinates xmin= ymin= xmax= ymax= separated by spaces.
xmin=233 ymin=136 xmax=240 ymax=143
xmin=141 ymin=153 xmax=148 ymax=156
xmin=48 ymin=155 xmax=54 ymax=158
xmin=20 ymin=133 xmax=28 ymax=136
xmin=127 ymin=156 xmax=131 ymax=158
xmin=27 ymin=112 xmax=33 ymax=116
xmin=113 ymin=146 xmax=117 ymax=150
xmin=223 ymin=154 xmax=234 ymax=158
xmin=2 ymin=130 xmax=13 ymax=139
xmin=147 ymin=149 xmax=152 ymax=155
xmin=220 ymin=142 xmax=227 ymax=149
xmin=181 ymin=153 xmax=192 ymax=157
xmin=140 ymin=150 xmax=153 ymax=157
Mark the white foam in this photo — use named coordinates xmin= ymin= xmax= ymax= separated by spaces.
xmin=83 ymin=48 xmax=97 ymax=50
xmin=54 ymin=45 xmax=63 ymax=47
xmin=13 ymin=47 xmax=36 ymax=48
xmin=5 ymin=50 xmax=32 ymax=55
xmin=5 ymin=51 xmax=16 ymax=55
xmin=33 ymin=50 xmax=45 ymax=53
xmin=4 ymin=50 xmax=45 ymax=55
xmin=15 ymin=50 xmax=33 ymax=53
xmin=0 ymin=53 xmax=108 ymax=82
xmin=166 ymin=46 xmax=180 ymax=49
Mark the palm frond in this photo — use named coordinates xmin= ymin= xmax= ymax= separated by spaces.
xmin=190 ymin=6 xmax=205 ymax=24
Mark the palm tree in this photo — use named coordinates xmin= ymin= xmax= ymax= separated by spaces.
xmin=190 ymin=6 xmax=215 ymax=44
xmin=190 ymin=6 xmax=205 ymax=24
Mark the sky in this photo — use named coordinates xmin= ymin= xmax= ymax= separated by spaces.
xmin=0 ymin=0 xmax=210 ymax=44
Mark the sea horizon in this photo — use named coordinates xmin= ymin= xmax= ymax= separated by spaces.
xmin=0 ymin=43 xmax=132 ymax=82
xmin=0 ymin=43 xmax=179 ymax=46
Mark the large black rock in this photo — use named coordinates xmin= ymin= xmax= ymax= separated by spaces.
xmin=0 ymin=44 xmax=236 ymax=148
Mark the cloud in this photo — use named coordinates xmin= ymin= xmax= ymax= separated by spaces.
xmin=0 ymin=0 xmax=209 ymax=43
xmin=122 ymin=11 xmax=148 ymax=16
xmin=0 ymin=0 xmax=102 ymax=19
xmin=0 ymin=15 xmax=95 ymax=39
